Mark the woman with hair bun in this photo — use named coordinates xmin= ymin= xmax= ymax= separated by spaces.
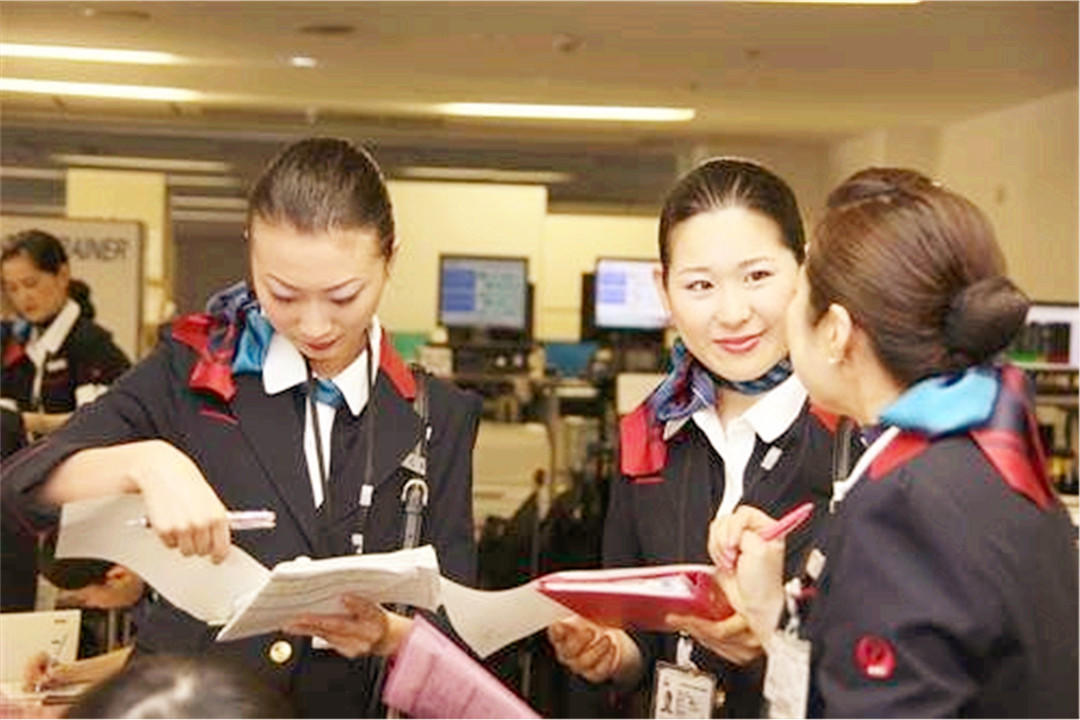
xmin=1 ymin=230 xmax=130 ymax=438
xmin=710 ymin=168 xmax=1078 ymax=717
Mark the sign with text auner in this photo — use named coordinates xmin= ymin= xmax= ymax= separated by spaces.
xmin=1 ymin=215 xmax=143 ymax=361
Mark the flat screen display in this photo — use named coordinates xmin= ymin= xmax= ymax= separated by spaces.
xmin=594 ymin=258 xmax=668 ymax=330
xmin=438 ymin=255 xmax=528 ymax=330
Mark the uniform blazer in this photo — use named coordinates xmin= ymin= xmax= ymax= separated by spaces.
xmin=1 ymin=323 xmax=481 ymax=718
xmin=805 ymin=434 xmax=1078 ymax=718
xmin=604 ymin=402 xmax=840 ymax=718
xmin=1 ymin=312 xmax=130 ymax=412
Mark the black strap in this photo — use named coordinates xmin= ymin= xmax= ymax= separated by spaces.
xmin=832 ymin=416 xmax=857 ymax=485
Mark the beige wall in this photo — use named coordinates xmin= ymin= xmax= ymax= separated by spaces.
xmin=825 ymin=89 xmax=1078 ymax=303
xmin=379 ymin=180 xmax=548 ymax=334
xmin=538 ymin=213 xmax=659 ymax=340
xmin=938 ymin=88 xmax=1078 ymax=302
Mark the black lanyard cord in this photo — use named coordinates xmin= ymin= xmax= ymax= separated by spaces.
xmin=306 ymin=365 xmax=333 ymax=521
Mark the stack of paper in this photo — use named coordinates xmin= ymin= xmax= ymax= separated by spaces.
xmin=383 ymin=616 xmax=538 ymax=718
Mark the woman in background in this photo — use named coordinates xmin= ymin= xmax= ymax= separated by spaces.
xmin=550 ymin=158 xmax=844 ymax=717
xmin=711 ymin=168 xmax=1078 ymax=717
xmin=1 ymin=229 xmax=130 ymax=437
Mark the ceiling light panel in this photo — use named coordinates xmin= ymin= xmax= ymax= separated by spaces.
xmin=1 ymin=79 xmax=202 ymax=102
xmin=53 ymin=154 xmax=231 ymax=173
xmin=0 ymin=43 xmax=183 ymax=64
xmin=436 ymin=103 xmax=695 ymax=122
xmin=397 ymin=166 xmax=573 ymax=184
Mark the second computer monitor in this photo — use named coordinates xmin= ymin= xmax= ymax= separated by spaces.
xmin=594 ymin=258 xmax=668 ymax=331
xmin=439 ymin=255 xmax=529 ymax=342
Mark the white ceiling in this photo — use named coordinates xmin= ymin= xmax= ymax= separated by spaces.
xmin=1 ymin=1 xmax=1077 ymax=208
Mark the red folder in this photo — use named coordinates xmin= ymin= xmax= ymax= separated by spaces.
xmin=536 ymin=564 xmax=733 ymax=632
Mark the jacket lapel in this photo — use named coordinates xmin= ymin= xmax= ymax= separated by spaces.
xmin=229 ymin=373 xmax=320 ymax=550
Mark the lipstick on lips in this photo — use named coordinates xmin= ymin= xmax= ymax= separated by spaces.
xmin=715 ymin=332 xmax=762 ymax=354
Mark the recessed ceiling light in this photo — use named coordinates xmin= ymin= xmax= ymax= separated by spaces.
xmin=0 ymin=43 xmax=183 ymax=65
xmin=289 ymin=56 xmax=318 ymax=68
xmin=1 ymin=78 xmax=201 ymax=102
xmin=53 ymin=154 xmax=231 ymax=173
xmin=435 ymin=103 xmax=694 ymax=123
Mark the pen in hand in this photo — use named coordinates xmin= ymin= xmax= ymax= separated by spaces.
xmin=717 ymin=502 xmax=814 ymax=570
xmin=126 ymin=509 xmax=277 ymax=531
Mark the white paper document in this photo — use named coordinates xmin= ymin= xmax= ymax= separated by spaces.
xmin=217 ymin=545 xmax=442 ymax=641
xmin=56 ymin=495 xmax=269 ymax=624
xmin=441 ymin=578 xmax=572 ymax=658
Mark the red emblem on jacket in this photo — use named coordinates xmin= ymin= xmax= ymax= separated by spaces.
xmin=854 ymin=635 xmax=896 ymax=680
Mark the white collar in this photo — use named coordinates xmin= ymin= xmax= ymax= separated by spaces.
xmin=672 ymin=373 xmax=808 ymax=442
xmin=27 ymin=299 xmax=81 ymax=366
xmin=261 ymin=316 xmax=382 ymax=417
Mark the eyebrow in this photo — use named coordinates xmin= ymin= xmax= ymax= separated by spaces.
xmin=674 ymin=256 xmax=777 ymax=276
xmin=266 ymin=275 xmax=362 ymax=293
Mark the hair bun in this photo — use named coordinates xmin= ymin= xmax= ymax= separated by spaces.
xmin=944 ymin=276 xmax=1029 ymax=365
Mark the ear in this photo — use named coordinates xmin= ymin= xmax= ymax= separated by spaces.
xmin=57 ymin=263 xmax=71 ymax=286
xmin=652 ymin=265 xmax=673 ymax=321
xmin=385 ymin=243 xmax=398 ymax=275
xmin=822 ymin=302 xmax=855 ymax=364
xmin=104 ymin=564 xmax=131 ymax=586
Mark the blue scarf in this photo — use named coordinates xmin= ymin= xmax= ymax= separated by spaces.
xmin=648 ymin=337 xmax=793 ymax=423
xmin=203 ymin=281 xmax=275 ymax=376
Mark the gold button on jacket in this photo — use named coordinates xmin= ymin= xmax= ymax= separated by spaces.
xmin=268 ymin=639 xmax=293 ymax=664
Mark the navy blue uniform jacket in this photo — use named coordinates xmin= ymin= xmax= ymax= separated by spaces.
xmin=604 ymin=400 xmax=839 ymax=717
xmin=804 ymin=434 xmax=1079 ymax=718
xmin=1 ymin=320 xmax=481 ymax=718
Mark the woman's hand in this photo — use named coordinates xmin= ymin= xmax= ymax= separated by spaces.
xmin=44 ymin=439 xmax=231 ymax=563
xmin=665 ymin=612 xmax=763 ymax=665
xmin=20 ymin=411 xmax=71 ymax=436
xmin=547 ymin=615 xmax=641 ymax=685
xmin=22 ymin=652 xmax=54 ymax=692
xmin=283 ymin=594 xmax=410 ymax=659
xmin=708 ymin=506 xmax=786 ymax=644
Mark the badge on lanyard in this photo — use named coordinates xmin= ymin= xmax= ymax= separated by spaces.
xmin=763 ymin=578 xmax=812 ymax=719
xmin=652 ymin=634 xmax=719 ymax=719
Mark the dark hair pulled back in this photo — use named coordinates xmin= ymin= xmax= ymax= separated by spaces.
xmin=658 ymin=157 xmax=805 ymax=279
xmin=247 ymin=137 xmax=395 ymax=257
xmin=807 ymin=167 xmax=1028 ymax=385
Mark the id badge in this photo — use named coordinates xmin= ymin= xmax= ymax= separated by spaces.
xmin=652 ymin=661 xmax=717 ymax=719
xmin=763 ymin=632 xmax=811 ymax=719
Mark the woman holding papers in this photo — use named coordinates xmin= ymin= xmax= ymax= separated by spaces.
xmin=710 ymin=168 xmax=1078 ymax=717
xmin=2 ymin=138 xmax=481 ymax=718
xmin=550 ymin=158 xmax=843 ymax=717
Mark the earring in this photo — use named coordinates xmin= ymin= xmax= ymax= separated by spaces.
xmin=827 ymin=355 xmax=841 ymax=365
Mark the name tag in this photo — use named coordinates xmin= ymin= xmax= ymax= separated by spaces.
xmin=764 ymin=631 xmax=811 ymax=719
xmin=653 ymin=662 xmax=718 ymax=719
xmin=45 ymin=357 xmax=68 ymax=373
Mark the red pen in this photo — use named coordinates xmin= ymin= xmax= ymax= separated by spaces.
xmin=718 ymin=502 xmax=814 ymax=570
xmin=758 ymin=501 xmax=814 ymax=542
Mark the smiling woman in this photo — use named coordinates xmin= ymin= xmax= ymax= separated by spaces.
xmin=547 ymin=158 xmax=847 ymax=718
xmin=0 ymin=138 xmax=482 ymax=718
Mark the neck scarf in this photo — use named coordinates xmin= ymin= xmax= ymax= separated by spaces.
xmin=875 ymin=364 xmax=1054 ymax=509
xmin=648 ymin=337 xmax=793 ymax=423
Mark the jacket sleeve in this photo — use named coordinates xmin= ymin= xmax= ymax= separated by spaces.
xmin=72 ymin=322 xmax=133 ymax=388
xmin=423 ymin=380 xmax=481 ymax=587
xmin=811 ymin=469 xmax=990 ymax=717
xmin=1 ymin=339 xmax=181 ymax=533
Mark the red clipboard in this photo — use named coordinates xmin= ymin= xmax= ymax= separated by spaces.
xmin=536 ymin=564 xmax=732 ymax=632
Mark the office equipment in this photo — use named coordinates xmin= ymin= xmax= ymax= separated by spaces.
xmin=594 ymin=258 xmax=668 ymax=331
xmin=1008 ymin=302 xmax=1079 ymax=368
xmin=439 ymin=255 xmax=530 ymax=344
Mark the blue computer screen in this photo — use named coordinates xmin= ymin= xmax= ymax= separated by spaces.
xmin=594 ymin=258 xmax=668 ymax=330
xmin=438 ymin=255 xmax=528 ymax=330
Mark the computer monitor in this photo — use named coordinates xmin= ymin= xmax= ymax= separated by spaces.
xmin=438 ymin=255 xmax=529 ymax=342
xmin=1009 ymin=302 xmax=1079 ymax=368
xmin=594 ymin=258 xmax=668 ymax=331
